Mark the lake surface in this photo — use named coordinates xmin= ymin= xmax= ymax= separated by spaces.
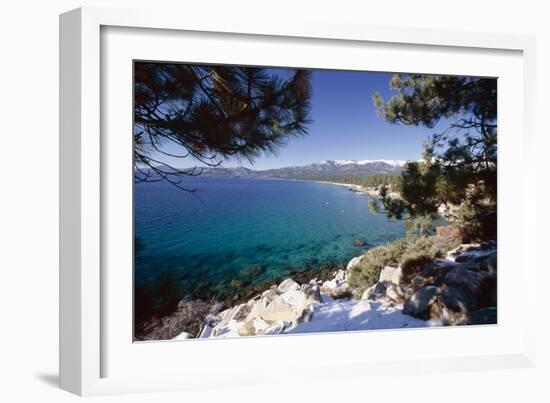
xmin=134 ymin=177 xmax=407 ymax=299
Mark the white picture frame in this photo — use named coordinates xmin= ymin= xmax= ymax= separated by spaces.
xmin=60 ymin=6 xmax=537 ymax=396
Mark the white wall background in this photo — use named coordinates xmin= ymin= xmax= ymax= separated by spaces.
xmin=0 ymin=0 xmax=548 ymax=401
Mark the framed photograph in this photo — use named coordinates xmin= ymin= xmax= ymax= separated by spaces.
xmin=60 ymin=7 xmax=537 ymax=396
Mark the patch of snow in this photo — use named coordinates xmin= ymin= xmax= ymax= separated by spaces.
xmin=211 ymin=319 xmax=243 ymax=338
xmin=173 ymin=332 xmax=193 ymax=340
xmin=333 ymin=159 xmax=358 ymax=165
xmin=328 ymin=159 xmax=408 ymax=167
xmin=445 ymin=248 xmax=495 ymax=262
xmin=357 ymin=159 xmax=408 ymax=167
xmin=203 ymin=294 xmax=439 ymax=339
xmin=285 ymin=296 xmax=440 ymax=334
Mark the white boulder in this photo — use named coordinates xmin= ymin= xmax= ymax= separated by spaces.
xmin=263 ymin=321 xmax=289 ymax=335
xmin=261 ymin=297 xmax=299 ymax=323
xmin=361 ymin=282 xmax=387 ymax=300
xmin=379 ymin=266 xmax=402 ymax=285
xmin=173 ymin=332 xmax=192 ymax=340
xmin=334 ymin=269 xmax=347 ymax=282
xmin=385 ymin=283 xmax=404 ymax=303
xmin=277 ymin=278 xmax=300 ymax=293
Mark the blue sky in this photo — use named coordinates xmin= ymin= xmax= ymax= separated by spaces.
xmin=157 ymin=69 xmax=447 ymax=170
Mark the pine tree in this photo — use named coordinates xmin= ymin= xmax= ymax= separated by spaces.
xmin=372 ymin=74 xmax=497 ymax=240
xmin=134 ymin=63 xmax=312 ymax=190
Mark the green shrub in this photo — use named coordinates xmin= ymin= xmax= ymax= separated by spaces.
xmin=456 ymin=199 xmax=497 ymax=242
xmin=401 ymin=235 xmax=461 ymax=262
xmin=347 ymin=235 xmax=462 ymax=296
xmin=348 ymin=239 xmax=407 ymax=295
xmin=400 ymin=253 xmax=433 ymax=282
xmin=398 ymin=235 xmax=462 ymax=281
xmin=386 ymin=238 xmax=408 ymax=265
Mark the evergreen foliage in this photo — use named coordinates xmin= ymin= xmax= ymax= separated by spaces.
xmin=348 ymin=239 xmax=407 ymax=293
xmin=372 ymin=74 xmax=497 ymax=241
xmin=134 ymin=63 xmax=312 ymax=189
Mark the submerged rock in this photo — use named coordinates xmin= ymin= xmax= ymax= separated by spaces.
xmin=352 ymin=239 xmax=368 ymax=247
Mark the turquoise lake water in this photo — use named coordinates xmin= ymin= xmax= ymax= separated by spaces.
xmin=134 ymin=177 xmax=407 ymax=299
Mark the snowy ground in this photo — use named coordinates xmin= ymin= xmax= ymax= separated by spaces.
xmin=285 ymin=295 xmax=440 ymax=334
xmin=201 ymin=293 xmax=440 ymax=339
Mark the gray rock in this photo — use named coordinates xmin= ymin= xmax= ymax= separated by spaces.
xmin=463 ymin=307 xmax=497 ymax=325
xmin=401 ymin=285 xmax=416 ymax=300
xmin=444 ymin=268 xmax=490 ymax=299
xmin=447 ymin=243 xmax=482 ymax=257
xmin=385 ymin=283 xmax=404 ymax=303
xmin=361 ymin=281 xmax=388 ymax=300
xmin=410 ymin=271 xmax=435 ymax=290
xmin=374 ymin=281 xmax=388 ymax=295
xmin=326 ymin=286 xmax=353 ymax=300
xmin=402 ymin=286 xmax=440 ymax=320
xmin=379 ymin=266 xmax=402 ymax=285
xmin=321 ymin=270 xmax=352 ymax=299
xmin=436 ymin=286 xmax=477 ymax=325
xmin=301 ymin=283 xmax=322 ymax=304
xmin=238 ymin=320 xmax=257 ymax=336
xmin=361 ymin=285 xmax=376 ymax=300
xmin=479 ymin=252 xmax=497 ymax=274
xmin=490 ymin=288 xmax=497 ymax=307
xmin=334 ymin=269 xmax=347 ymax=282
xmin=455 ymin=254 xmax=476 ymax=263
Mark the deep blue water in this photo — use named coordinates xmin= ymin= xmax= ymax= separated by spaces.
xmin=134 ymin=177 xmax=407 ymax=298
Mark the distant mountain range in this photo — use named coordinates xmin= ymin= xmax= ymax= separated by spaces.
xmin=184 ymin=159 xmax=408 ymax=179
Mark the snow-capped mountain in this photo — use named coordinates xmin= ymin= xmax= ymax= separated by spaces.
xmin=195 ymin=159 xmax=408 ymax=179
xmin=323 ymin=159 xmax=407 ymax=168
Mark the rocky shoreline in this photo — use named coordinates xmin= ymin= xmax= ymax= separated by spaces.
xmin=322 ymin=181 xmax=459 ymax=220
xmin=174 ymin=238 xmax=497 ymax=340
xmin=319 ymin=181 xmax=395 ymax=199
